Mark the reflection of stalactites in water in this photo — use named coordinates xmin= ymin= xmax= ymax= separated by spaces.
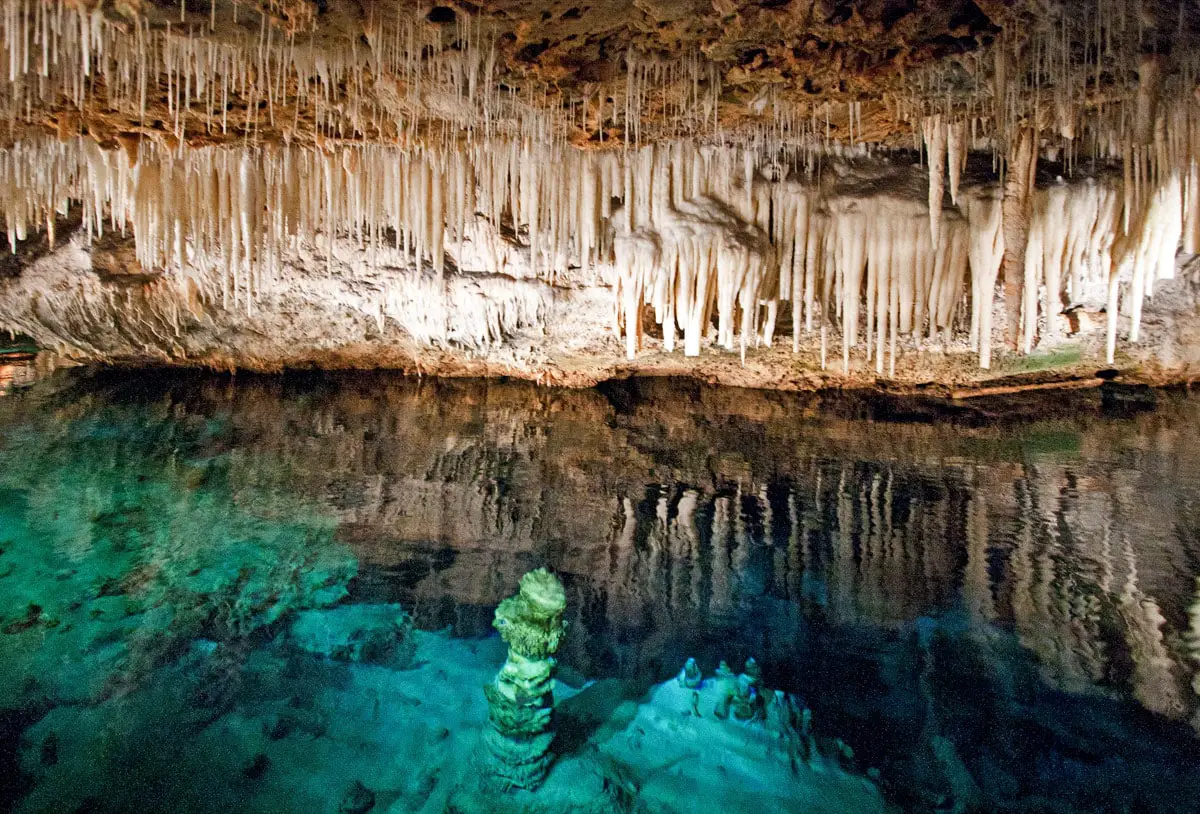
xmin=1010 ymin=479 xmax=1047 ymax=677
xmin=672 ymin=489 xmax=702 ymax=617
xmin=1099 ymin=517 xmax=1114 ymax=596
xmin=759 ymin=484 xmax=777 ymax=596
xmin=1188 ymin=580 xmax=1200 ymax=730
xmin=778 ymin=487 xmax=803 ymax=603
xmin=732 ymin=485 xmax=756 ymax=600
xmin=710 ymin=495 xmax=733 ymax=619
xmin=1117 ymin=537 xmax=1187 ymax=719
xmin=1043 ymin=464 xmax=1108 ymax=690
xmin=1009 ymin=471 xmax=1108 ymax=694
xmin=155 ymin=376 xmax=1200 ymax=723
xmin=862 ymin=469 xmax=886 ymax=623
xmin=811 ymin=461 xmax=963 ymax=626
xmin=833 ymin=464 xmax=857 ymax=623
xmin=953 ymin=455 xmax=1200 ymax=724
xmin=644 ymin=488 xmax=669 ymax=611
xmin=610 ymin=496 xmax=638 ymax=624
xmin=597 ymin=464 xmax=978 ymax=630
xmin=963 ymin=476 xmax=995 ymax=624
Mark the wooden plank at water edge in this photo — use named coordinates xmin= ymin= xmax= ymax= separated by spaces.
xmin=949 ymin=378 xmax=1106 ymax=400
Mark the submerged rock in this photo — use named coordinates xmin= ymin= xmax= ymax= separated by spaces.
xmin=337 ymin=781 xmax=375 ymax=814
xmin=678 ymin=657 xmax=702 ymax=690
xmin=241 ymin=753 xmax=270 ymax=780
xmin=289 ymin=604 xmax=415 ymax=667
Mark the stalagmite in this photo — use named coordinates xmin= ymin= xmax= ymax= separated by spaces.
xmin=482 ymin=569 xmax=567 ymax=791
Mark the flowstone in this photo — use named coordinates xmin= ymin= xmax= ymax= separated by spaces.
xmin=482 ymin=568 xmax=567 ymax=791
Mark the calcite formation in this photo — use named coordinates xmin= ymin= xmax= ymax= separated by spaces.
xmin=482 ymin=567 xmax=567 ymax=791
xmin=0 ymin=1 xmax=1198 ymax=387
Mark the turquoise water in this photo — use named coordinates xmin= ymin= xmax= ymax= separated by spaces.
xmin=1 ymin=367 xmax=1199 ymax=813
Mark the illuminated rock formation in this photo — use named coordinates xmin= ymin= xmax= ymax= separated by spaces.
xmin=0 ymin=1 xmax=1198 ymax=386
xmin=482 ymin=567 xmax=567 ymax=791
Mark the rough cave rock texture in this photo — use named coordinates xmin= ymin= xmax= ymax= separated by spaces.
xmin=1 ymin=0 xmax=1200 ymax=389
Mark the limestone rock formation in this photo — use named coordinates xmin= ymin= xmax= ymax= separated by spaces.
xmin=0 ymin=0 xmax=1198 ymax=388
xmin=482 ymin=567 xmax=567 ymax=791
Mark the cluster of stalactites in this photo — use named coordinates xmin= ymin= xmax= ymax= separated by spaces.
xmin=609 ymin=160 xmax=974 ymax=374
xmin=0 ymin=134 xmax=566 ymax=349
xmin=0 ymin=0 xmax=752 ymax=148
xmin=2 ymin=129 xmax=1198 ymax=371
xmin=607 ymin=137 xmax=977 ymax=372
xmin=611 ymin=125 xmax=1198 ymax=372
xmin=0 ymin=0 xmax=557 ymax=143
xmin=610 ymin=141 xmax=779 ymax=362
xmin=902 ymin=0 xmax=1200 ymax=154
xmin=0 ymin=134 xmax=614 ymax=294
xmin=917 ymin=88 xmax=1200 ymax=365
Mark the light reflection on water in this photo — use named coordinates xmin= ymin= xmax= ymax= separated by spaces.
xmin=1 ymin=367 xmax=1199 ymax=812
xmin=0 ymin=361 xmax=38 ymax=395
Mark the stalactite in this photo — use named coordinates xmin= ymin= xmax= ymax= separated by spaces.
xmin=1 ymin=96 xmax=1196 ymax=373
xmin=1187 ymin=580 xmax=1200 ymax=726
xmin=947 ymin=120 xmax=968 ymax=206
xmin=1002 ymin=127 xmax=1038 ymax=349
xmin=1112 ymin=171 xmax=1182 ymax=346
xmin=923 ymin=115 xmax=947 ymax=244
xmin=964 ymin=187 xmax=1004 ymax=368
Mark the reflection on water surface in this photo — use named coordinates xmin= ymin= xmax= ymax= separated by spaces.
xmin=1 ymin=368 xmax=1198 ymax=812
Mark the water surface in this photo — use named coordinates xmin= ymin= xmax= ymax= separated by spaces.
xmin=2 ymin=368 xmax=1199 ymax=812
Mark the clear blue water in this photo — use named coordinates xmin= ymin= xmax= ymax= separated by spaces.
xmin=1 ymin=367 xmax=1199 ymax=813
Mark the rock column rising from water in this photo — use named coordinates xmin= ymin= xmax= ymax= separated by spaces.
xmin=482 ymin=568 xmax=567 ymax=790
